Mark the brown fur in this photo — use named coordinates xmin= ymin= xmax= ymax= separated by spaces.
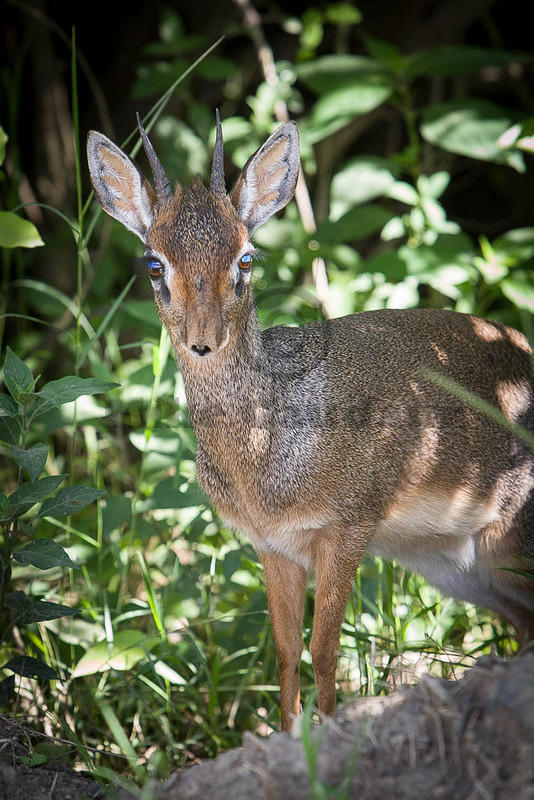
xmin=87 ymin=122 xmax=534 ymax=732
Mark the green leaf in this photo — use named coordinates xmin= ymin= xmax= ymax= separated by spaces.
xmin=37 ymin=376 xmax=119 ymax=408
xmin=307 ymin=78 xmax=393 ymax=141
xmin=14 ymin=539 xmax=79 ymax=570
xmin=399 ymin=234 xmax=475 ymax=298
xmin=420 ymin=99 xmax=525 ymax=170
xmin=0 ymin=415 xmax=21 ymax=447
xmin=138 ymin=476 xmax=208 ymax=511
xmin=0 ymin=126 xmax=7 ymax=165
xmin=102 ymin=495 xmax=132 ymax=536
xmin=38 ymin=485 xmax=105 ymax=518
xmin=386 ymin=181 xmax=420 ymax=206
xmin=406 ymin=45 xmax=522 ymax=79
xmin=3 ymin=655 xmax=58 ymax=680
xmin=324 ymin=3 xmax=362 ymax=25
xmin=0 ymin=211 xmax=44 ymax=248
xmin=5 ymin=591 xmax=79 ymax=624
xmin=296 ymin=54 xmax=389 ymax=94
xmin=71 ymin=630 xmax=159 ymax=678
xmin=492 ymin=227 xmax=534 ymax=265
xmin=10 ymin=444 xmax=49 ymax=482
xmin=2 ymin=347 xmax=34 ymax=400
xmin=501 ymin=278 xmax=534 ymax=312
xmin=330 ymin=156 xmax=399 ymax=218
xmin=5 ymin=475 xmax=66 ymax=520
xmin=0 ymin=394 xmax=17 ymax=417
xmin=20 ymin=753 xmax=48 ymax=767
xmin=316 ymin=204 xmax=394 ymax=243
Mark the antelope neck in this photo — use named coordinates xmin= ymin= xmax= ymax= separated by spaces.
xmin=176 ymin=296 xmax=268 ymax=441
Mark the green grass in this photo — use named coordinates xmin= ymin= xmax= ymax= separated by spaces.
xmin=0 ymin=15 xmax=529 ymax=794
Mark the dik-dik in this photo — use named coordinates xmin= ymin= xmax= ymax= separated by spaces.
xmin=88 ymin=115 xmax=534 ymax=731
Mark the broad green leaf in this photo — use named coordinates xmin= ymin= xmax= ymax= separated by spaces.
xmin=474 ymin=256 xmax=508 ymax=285
xmin=417 ymin=171 xmax=450 ymax=199
xmin=2 ymin=347 xmax=34 ymax=400
xmin=71 ymin=630 xmax=158 ymax=678
xmin=492 ymin=227 xmax=534 ymax=265
xmin=308 ymin=78 xmax=393 ymax=142
xmin=3 ymin=655 xmax=58 ymax=680
xmin=0 ymin=394 xmax=17 ymax=417
xmin=406 ymin=46 xmax=521 ymax=79
xmin=5 ymin=591 xmax=79 ymax=623
xmin=324 ymin=3 xmax=362 ymax=25
xmin=501 ymin=278 xmax=534 ymax=312
xmin=6 ymin=475 xmax=66 ymax=519
xmin=10 ymin=444 xmax=49 ymax=482
xmin=215 ymin=116 xmax=254 ymax=143
xmin=420 ymin=99 xmax=525 ymax=171
xmin=386 ymin=181 xmax=420 ymax=206
xmin=314 ymin=242 xmax=361 ymax=271
xmin=365 ymin=250 xmax=406 ymax=281
xmin=330 ymin=156 xmax=399 ymax=218
xmin=296 ymin=54 xmax=389 ymax=94
xmin=20 ymin=754 xmax=47 ymax=767
xmin=316 ymin=204 xmax=393 ymax=243
xmin=380 ymin=216 xmax=406 ymax=241
xmin=129 ymin=427 xmax=180 ymax=454
xmin=102 ymin=495 xmax=132 ymax=536
xmin=137 ymin=476 xmax=208 ymax=511
xmin=37 ymin=375 xmax=119 ymax=408
xmin=0 ymin=211 xmax=44 ymax=248
xmin=14 ymin=539 xmax=79 ymax=570
xmin=0 ymin=415 xmax=21 ymax=447
xmin=0 ymin=491 xmax=10 ymax=522
xmin=399 ymin=234 xmax=475 ymax=298
xmin=38 ymin=485 xmax=105 ymax=519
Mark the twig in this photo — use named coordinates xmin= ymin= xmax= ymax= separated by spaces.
xmin=233 ymin=0 xmax=332 ymax=318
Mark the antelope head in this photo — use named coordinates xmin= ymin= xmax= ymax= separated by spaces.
xmin=87 ymin=113 xmax=300 ymax=360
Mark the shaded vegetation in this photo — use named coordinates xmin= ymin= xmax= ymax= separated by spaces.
xmin=1 ymin=0 xmax=533 ymax=792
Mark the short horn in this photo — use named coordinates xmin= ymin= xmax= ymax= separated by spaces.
xmin=210 ymin=109 xmax=226 ymax=197
xmin=136 ymin=112 xmax=173 ymax=202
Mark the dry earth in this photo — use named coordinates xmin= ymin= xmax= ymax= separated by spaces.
xmin=2 ymin=651 xmax=534 ymax=799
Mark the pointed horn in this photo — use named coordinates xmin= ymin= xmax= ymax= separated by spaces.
xmin=136 ymin=112 xmax=173 ymax=202
xmin=210 ymin=109 xmax=226 ymax=197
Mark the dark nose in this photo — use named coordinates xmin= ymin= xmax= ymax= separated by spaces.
xmin=191 ymin=344 xmax=212 ymax=357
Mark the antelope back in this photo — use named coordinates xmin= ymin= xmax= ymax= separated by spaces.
xmin=87 ymin=118 xmax=300 ymax=358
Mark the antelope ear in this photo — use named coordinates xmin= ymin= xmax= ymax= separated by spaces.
xmin=230 ymin=122 xmax=300 ymax=235
xmin=87 ymin=131 xmax=155 ymax=243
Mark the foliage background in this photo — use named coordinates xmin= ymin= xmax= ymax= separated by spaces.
xmin=1 ymin=0 xmax=533 ymax=787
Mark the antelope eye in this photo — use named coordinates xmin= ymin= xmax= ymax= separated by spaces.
xmin=239 ymin=253 xmax=252 ymax=270
xmin=147 ymin=259 xmax=163 ymax=279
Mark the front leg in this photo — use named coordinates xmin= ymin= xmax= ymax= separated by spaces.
xmin=310 ymin=528 xmax=364 ymax=719
xmin=260 ymin=551 xmax=308 ymax=731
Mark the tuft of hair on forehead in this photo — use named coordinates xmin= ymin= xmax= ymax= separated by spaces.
xmin=147 ymin=176 xmax=247 ymax=273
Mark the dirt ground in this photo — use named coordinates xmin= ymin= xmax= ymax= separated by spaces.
xmin=2 ymin=651 xmax=534 ymax=799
